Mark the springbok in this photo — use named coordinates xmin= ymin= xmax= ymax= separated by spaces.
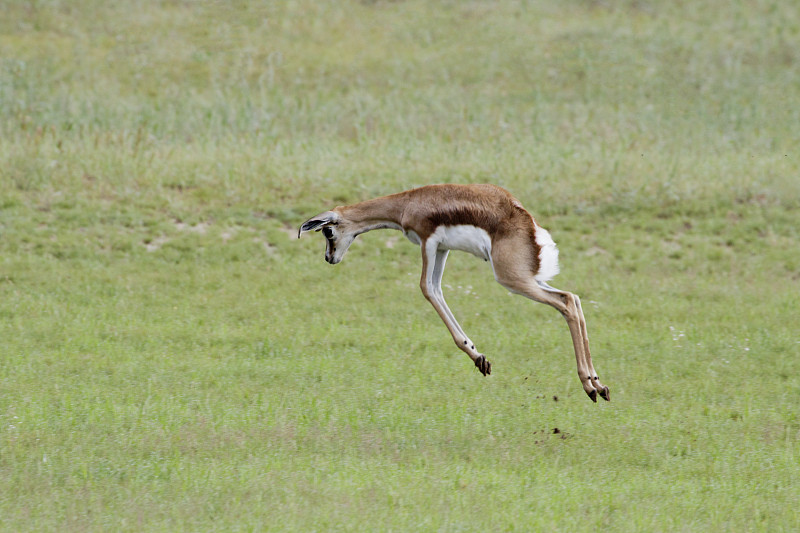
xmin=298 ymin=184 xmax=609 ymax=402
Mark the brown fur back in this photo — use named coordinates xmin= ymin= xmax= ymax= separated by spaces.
xmin=400 ymin=184 xmax=536 ymax=241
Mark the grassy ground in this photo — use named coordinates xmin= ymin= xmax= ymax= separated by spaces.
xmin=1 ymin=0 xmax=799 ymax=530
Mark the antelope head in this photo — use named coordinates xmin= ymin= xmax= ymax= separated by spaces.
xmin=298 ymin=210 xmax=356 ymax=265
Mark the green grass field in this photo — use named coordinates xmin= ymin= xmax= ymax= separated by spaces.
xmin=1 ymin=1 xmax=799 ymax=530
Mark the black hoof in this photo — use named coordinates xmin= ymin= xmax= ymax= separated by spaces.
xmin=474 ymin=355 xmax=491 ymax=376
xmin=599 ymin=386 xmax=610 ymax=401
xmin=587 ymin=389 xmax=598 ymax=402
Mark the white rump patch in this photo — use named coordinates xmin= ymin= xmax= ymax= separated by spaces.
xmin=534 ymin=225 xmax=560 ymax=282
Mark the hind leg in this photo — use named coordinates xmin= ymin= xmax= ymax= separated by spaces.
xmin=538 ymin=281 xmax=609 ymax=401
xmin=572 ymin=293 xmax=610 ymax=400
xmin=491 ymin=238 xmax=607 ymax=401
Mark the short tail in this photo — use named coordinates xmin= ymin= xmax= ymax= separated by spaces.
xmin=533 ymin=225 xmax=560 ymax=282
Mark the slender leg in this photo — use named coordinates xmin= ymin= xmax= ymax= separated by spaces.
xmin=535 ymin=281 xmax=609 ymax=401
xmin=573 ymin=294 xmax=610 ymax=400
xmin=504 ymin=280 xmax=598 ymax=400
xmin=491 ymin=232 xmax=608 ymax=401
xmin=420 ymin=240 xmax=491 ymax=375
xmin=431 ymin=249 xmax=468 ymax=340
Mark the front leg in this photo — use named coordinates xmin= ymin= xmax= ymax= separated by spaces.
xmin=420 ymin=241 xmax=491 ymax=375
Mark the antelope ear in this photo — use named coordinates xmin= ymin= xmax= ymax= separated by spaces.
xmin=298 ymin=211 xmax=339 ymax=238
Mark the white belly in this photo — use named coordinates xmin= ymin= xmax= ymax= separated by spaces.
xmin=431 ymin=225 xmax=492 ymax=261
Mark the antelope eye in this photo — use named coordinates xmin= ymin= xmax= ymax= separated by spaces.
xmin=322 ymin=227 xmax=334 ymax=239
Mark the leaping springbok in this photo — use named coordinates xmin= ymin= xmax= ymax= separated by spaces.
xmin=298 ymin=184 xmax=610 ymax=402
